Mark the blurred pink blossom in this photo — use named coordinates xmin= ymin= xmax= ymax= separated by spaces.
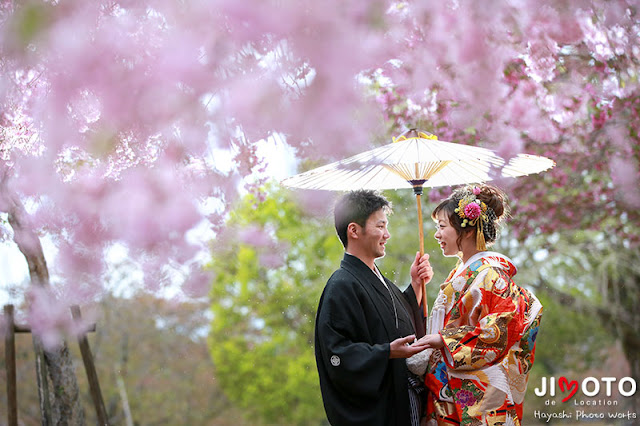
xmin=610 ymin=156 xmax=640 ymax=208
xmin=180 ymin=269 xmax=214 ymax=299
xmin=577 ymin=10 xmax=615 ymax=62
xmin=27 ymin=286 xmax=81 ymax=349
xmin=0 ymin=0 xmax=638 ymax=332
xmin=141 ymin=257 xmax=170 ymax=292
xmin=524 ymin=38 xmax=559 ymax=82
xmin=259 ymin=251 xmax=285 ymax=269
xmin=239 ymin=224 xmax=273 ymax=248
xmin=494 ymin=127 xmax=524 ymax=162
xmin=293 ymin=190 xmax=336 ymax=219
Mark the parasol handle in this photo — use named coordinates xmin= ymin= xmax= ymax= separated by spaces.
xmin=416 ymin=193 xmax=425 ymax=257
xmin=413 ymin=187 xmax=429 ymax=324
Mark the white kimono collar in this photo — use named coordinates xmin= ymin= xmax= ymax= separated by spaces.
xmin=452 ymin=251 xmax=517 ymax=279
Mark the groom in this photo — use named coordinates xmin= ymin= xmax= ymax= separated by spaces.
xmin=314 ymin=189 xmax=433 ymax=425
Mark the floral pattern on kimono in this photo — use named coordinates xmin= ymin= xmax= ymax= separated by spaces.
xmin=424 ymin=252 xmax=542 ymax=426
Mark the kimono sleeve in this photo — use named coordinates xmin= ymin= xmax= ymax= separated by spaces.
xmin=439 ymin=268 xmax=526 ymax=371
xmin=316 ymin=275 xmax=391 ymax=399
xmin=401 ymin=284 xmax=426 ymax=338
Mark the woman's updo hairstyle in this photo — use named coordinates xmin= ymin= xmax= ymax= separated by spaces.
xmin=432 ymin=184 xmax=509 ymax=249
xmin=473 ymin=184 xmax=509 ymax=246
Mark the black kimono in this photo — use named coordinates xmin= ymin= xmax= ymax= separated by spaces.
xmin=314 ymin=253 xmax=425 ymax=426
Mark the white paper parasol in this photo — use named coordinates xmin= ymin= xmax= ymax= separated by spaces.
xmin=282 ymin=129 xmax=555 ymax=317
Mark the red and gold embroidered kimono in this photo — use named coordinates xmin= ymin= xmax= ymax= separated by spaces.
xmin=424 ymin=252 xmax=542 ymax=426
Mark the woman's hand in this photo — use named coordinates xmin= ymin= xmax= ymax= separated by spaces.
xmin=414 ymin=333 xmax=445 ymax=349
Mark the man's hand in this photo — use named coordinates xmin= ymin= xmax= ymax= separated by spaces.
xmin=410 ymin=252 xmax=433 ymax=302
xmin=414 ymin=333 xmax=445 ymax=349
xmin=389 ymin=335 xmax=429 ymax=359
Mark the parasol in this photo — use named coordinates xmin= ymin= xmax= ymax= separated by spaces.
xmin=281 ymin=128 xmax=555 ymax=318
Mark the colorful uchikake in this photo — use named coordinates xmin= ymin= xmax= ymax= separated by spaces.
xmin=454 ymin=187 xmax=490 ymax=251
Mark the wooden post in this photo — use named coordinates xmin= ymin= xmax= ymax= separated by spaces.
xmin=4 ymin=304 xmax=52 ymax=425
xmin=71 ymin=305 xmax=109 ymax=425
xmin=32 ymin=336 xmax=52 ymax=425
xmin=3 ymin=304 xmax=104 ymax=425
xmin=5 ymin=305 xmax=18 ymax=426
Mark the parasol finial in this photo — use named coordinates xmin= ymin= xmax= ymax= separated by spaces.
xmin=393 ymin=128 xmax=438 ymax=143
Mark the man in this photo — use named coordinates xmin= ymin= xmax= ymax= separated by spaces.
xmin=314 ymin=190 xmax=433 ymax=425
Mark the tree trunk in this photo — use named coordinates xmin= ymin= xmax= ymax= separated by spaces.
xmin=3 ymin=184 xmax=85 ymax=425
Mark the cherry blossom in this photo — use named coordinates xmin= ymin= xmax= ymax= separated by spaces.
xmin=0 ymin=0 xmax=638 ymax=349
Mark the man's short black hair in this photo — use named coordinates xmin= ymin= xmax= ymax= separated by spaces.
xmin=334 ymin=190 xmax=392 ymax=248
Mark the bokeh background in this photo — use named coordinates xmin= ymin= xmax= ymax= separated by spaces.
xmin=1 ymin=0 xmax=639 ymax=424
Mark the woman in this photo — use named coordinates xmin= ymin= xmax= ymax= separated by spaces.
xmin=409 ymin=184 xmax=542 ymax=425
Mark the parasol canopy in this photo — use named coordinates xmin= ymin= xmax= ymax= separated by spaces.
xmin=281 ymin=131 xmax=554 ymax=191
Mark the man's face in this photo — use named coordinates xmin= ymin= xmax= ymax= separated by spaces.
xmin=358 ymin=209 xmax=391 ymax=260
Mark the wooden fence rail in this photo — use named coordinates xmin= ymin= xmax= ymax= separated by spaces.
xmin=3 ymin=304 xmax=109 ymax=426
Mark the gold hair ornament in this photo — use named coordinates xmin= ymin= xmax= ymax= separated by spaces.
xmin=454 ymin=188 xmax=492 ymax=251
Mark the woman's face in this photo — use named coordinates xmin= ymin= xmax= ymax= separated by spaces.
xmin=434 ymin=211 xmax=460 ymax=257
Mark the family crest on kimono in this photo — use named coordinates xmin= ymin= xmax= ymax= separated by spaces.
xmin=407 ymin=184 xmax=543 ymax=426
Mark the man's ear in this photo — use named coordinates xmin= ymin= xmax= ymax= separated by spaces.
xmin=347 ymin=222 xmax=359 ymax=240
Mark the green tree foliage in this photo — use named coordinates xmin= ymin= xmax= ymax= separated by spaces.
xmin=511 ymin=231 xmax=640 ymax=420
xmin=208 ymin=185 xmax=637 ymax=424
xmin=512 ymin=231 xmax=640 ymax=413
xmin=208 ymin=187 xmax=343 ymax=425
